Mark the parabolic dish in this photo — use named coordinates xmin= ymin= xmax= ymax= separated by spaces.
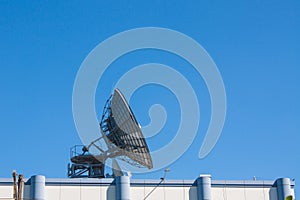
xmin=100 ymin=89 xmax=153 ymax=169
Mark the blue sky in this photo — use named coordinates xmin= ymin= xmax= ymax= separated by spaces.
xmin=1 ymin=0 xmax=299 ymax=196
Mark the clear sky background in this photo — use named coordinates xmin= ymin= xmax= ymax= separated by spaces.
xmin=1 ymin=0 xmax=299 ymax=196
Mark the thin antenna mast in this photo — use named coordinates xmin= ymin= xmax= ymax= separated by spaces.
xmin=143 ymin=168 xmax=171 ymax=200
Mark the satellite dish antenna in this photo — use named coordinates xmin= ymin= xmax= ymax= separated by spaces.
xmin=68 ymin=88 xmax=153 ymax=178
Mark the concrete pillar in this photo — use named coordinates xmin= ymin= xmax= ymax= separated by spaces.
xmin=30 ymin=175 xmax=45 ymax=200
xmin=197 ymin=175 xmax=212 ymax=200
xmin=116 ymin=176 xmax=130 ymax=200
xmin=277 ymin=178 xmax=292 ymax=200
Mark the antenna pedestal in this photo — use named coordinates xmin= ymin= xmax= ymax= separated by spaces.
xmin=68 ymin=145 xmax=106 ymax=178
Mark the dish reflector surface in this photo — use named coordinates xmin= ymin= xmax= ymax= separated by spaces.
xmin=101 ymin=89 xmax=153 ymax=169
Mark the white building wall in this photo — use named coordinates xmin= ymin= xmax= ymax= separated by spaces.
xmin=0 ymin=177 xmax=296 ymax=200
xmin=130 ymin=186 xmax=145 ymax=200
xmin=211 ymin=187 xmax=226 ymax=200
xmin=130 ymin=185 xmax=197 ymax=200
xmin=42 ymin=183 xmax=294 ymax=200
xmin=211 ymin=187 xmax=281 ymax=200
xmin=0 ymin=185 xmax=13 ymax=199
xmin=44 ymin=185 xmax=114 ymax=200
